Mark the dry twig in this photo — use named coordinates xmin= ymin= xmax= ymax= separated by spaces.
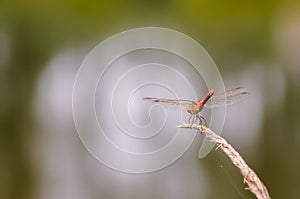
xmin=178 ymin=124 xmax=271 ymax=199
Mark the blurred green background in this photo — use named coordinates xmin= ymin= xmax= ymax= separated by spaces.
xmin=1 ymin=0 xmax=300 ymax=198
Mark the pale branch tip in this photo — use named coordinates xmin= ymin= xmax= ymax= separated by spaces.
xmin=178 ymin=123 xmax=271 ymax=199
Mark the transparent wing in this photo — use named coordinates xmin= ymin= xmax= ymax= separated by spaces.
xmin=204 ymin=87 xmax=248 ymax=109
xmin=143 ymin=97 xmax=194 ymax=111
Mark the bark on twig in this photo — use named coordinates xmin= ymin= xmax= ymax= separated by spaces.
xmin=178 ymin=124 xmax=271 ymax=199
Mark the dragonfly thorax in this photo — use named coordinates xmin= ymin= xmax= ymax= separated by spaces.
xmin=187 ymin=102 xmax=201 ymax=115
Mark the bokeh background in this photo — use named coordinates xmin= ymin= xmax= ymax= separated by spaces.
xmin=1 ymin=0 xmax=300 ymax=198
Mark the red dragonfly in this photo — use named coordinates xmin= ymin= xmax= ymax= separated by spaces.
xmin=143 ymin=87 xmax=248 ymax=126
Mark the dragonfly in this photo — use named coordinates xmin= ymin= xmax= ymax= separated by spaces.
xmin=143 ymin=87 xmax=248 ymax=126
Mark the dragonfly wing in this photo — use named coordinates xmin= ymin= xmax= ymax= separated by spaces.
xmin=204 ymin=87 xmax=248 ymax=109
xmin=143 ymin=97 xmax=193 ymax=111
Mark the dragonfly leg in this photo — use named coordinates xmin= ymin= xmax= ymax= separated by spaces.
xmin=200 ymin=115 xmax=208 ymax=127
xmin=191 ymin=115 xmax=195 ymax=125
xmin=188 ymin=114 xmax=193 ymax=124
xmin=194 ymin=114 xmax=203 ymax=133
xmin=197 ymin=114 xmax=202 ymax=126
